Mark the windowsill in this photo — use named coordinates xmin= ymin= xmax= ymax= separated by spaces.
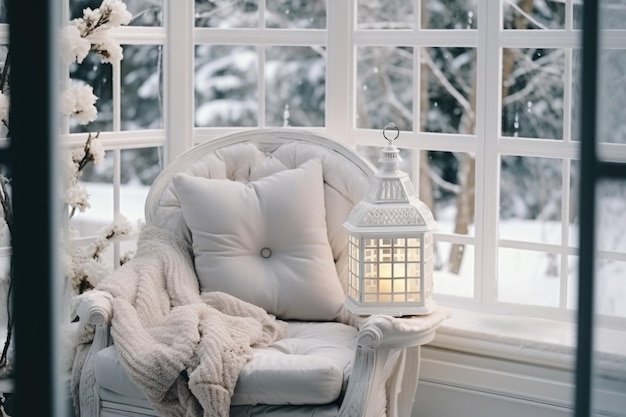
xmin=430 ymin=307 xmax=626 ymax=379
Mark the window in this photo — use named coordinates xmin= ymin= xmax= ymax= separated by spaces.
xmin=4 ymin=0 xmax=623 ymax=337
xmin=180 ymin=0 xmax=626 ymax=326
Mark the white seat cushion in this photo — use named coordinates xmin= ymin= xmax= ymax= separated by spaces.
xmin=232 ymin=321 xmax=357 ymax=405
xmin=95 ymin=321 xmax=357 ymax=406
xmin=172 ymin=158 xmax=346 ymax=321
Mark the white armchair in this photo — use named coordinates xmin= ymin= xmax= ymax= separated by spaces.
xmin=72 ymin=128 xmax=449 ymax=417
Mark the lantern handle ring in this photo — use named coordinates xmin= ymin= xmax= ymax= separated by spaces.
xmin=383 ymin=122 xmax=399 ymax=145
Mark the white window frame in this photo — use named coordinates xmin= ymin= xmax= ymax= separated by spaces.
xmin=165 ymin=0 xmax=625 ymax=330
xmin=5 ymin=0 xmax=613 ymax=368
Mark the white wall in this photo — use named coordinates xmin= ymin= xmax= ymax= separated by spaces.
xmin=413 ymin=346 xmax=626 ymax=417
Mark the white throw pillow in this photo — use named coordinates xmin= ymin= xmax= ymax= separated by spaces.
xmin=172 ymin=158 xmax=346 ymax=321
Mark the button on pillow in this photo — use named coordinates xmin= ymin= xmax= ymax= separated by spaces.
xmin=172 ymin=158 xmax=346 ymax=321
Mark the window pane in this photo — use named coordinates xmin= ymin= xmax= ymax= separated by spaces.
xmin=569 ymin=160 xmax=579 ymax=247
xmin=597 ymin=49 xmax=626 ymax=144
xmin=69 ymin=51 xmax=113 ymax=133
xmin=194 ymin=45 xmax=258 ymax=127
xmin=595 ymin=259 xmax=626 ymax=319
xmin=69 ymin=150 xmax=115 ymax=237
xmin=425 ymin=0 xmax=477 ymax=30
xmin=501 ymin=48 xmax=564 ymax=140
xmin=195 ymin=0 xmax=258 ymax=28
xmin=573 ymin=4 xmax=583 ymax=30
xmin=357 ymin=0 xmax=413 ymax=30
xmin=125 ymin=0 xmax=163 ymax=26
xmin=571 ymin=49 xmax=581 ymax=141
xmin=423 ymin=151 xmax=475 ymax=238
xmin=122 ymin=45 xmax=163 ymax=130
xmin=421 ymin=47 xmax=477 ymax=134
xmin=266 ymin=0 xmax=326 ymax=29
xmin=498 ymin=248 xmax=560 ymax=307
xmin=120 ymin=147 xmax=162 ymax=225
xmin=500 ymin=156 xmax=562 ymax=245
xmin=600 ymin=0 xmax=626 ymax=29
xmin=356 ymin=46 xmax=413 ymax=130
xmin=596 ymin=180 xmax=626 ymax=254
xmin=433 ymin=242 xmax=474 ymax=298
xmin=568 ymin=256 xmax=626 ymax=319
xmin=502 ymin=0 xmax=565 ymax=30
xmin=265 ymin=46 xmax=325 ymax=127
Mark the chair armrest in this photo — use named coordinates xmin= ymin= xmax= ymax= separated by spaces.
xmin=76 ymin=290 xmax=113 ymax=326
xmin=357 ymin=308 xmax=451 ymax=349
xmin=77 ymin=290 xmax=114 ymax=417
xmin=340 ymin=307 xmax=451 ymax=417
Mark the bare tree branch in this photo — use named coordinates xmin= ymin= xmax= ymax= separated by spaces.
xmin=421 ymin=49 xmax=475 ymax=122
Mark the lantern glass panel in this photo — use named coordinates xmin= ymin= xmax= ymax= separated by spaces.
xmin=407 ymin=262 xmax=420 ymax=277
xmin=408 ymin=238 xmax=420 ymax=247
xmin=365 ymin=294 xmax=377 ymax=302
xmin=408 ymin=278 xmax=419 ymax=292
xmin=393 ymin=247 xmax=406 ymax=261
xmin=380 ymin=248 xmax=392 ymax=262
xmin=407 ymin=247 xmax=420 ymax=261
xmin=380 ymin=263 xmax=392 ymax=278
xmin=350 ymin=240 xmax=359 ymax=259
xmin=365 ymin=278 xmax=377 ymax=293
xmin=408 ymin=293 xmax=421 ymax=302
xmin=365 ymin=239 xmax=378 ymax=247
xmin=393 ymin=263 xmax=406 ymax=278
xmin=380 ymin=294 xmax=392 ymax=302
xmin=381 ymin=239 xmax=392 ymax=247
xmin=380 ymin=279 xmax=392 ymax=293
xmin=394 ymin=294 xmax=406 ymax=302
xmin=350 ymin=257 xmax=358 ymax=276
xmin=393 ymin=278 xmax=406 ymax=292
xmin=365 ymin=263 xmax=378 ymax=277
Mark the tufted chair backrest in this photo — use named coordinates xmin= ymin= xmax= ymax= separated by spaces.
xmin=145 ymin=129 xmax=375 ymax=300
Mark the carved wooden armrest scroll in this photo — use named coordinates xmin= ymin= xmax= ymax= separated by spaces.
xmin=76 ymin=290 xmax=113 ymax=326
xmin=339 ymin=308 xmax=450 ymax=417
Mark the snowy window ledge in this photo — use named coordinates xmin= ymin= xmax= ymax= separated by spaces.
xmin=429 ymin=307 xmax=626 ymax=379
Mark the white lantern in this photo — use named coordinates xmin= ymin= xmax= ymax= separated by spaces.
xmin=344 ymin=124 xmax=437 ymax=316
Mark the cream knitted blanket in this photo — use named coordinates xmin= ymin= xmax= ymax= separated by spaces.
xmin=71 ymin=225 xmax=287 ymax=417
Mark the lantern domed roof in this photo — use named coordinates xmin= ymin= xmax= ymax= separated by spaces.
xmin=344 ymin=125 xmax=436 ymax=233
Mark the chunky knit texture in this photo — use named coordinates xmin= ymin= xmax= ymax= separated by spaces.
xmin=71 ymin=225 xmax=287 ymax=417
